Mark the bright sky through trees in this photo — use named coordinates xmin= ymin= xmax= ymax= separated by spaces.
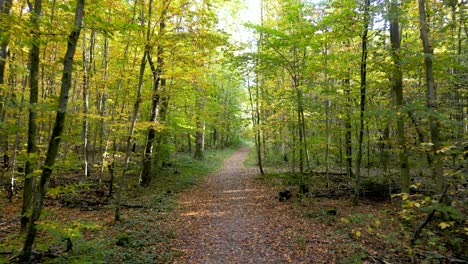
xmin=217 ymin=0 xmax=261 ymax=43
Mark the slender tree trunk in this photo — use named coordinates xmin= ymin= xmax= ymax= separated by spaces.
xmin=353 ymin=0 xmax=370 ymax=206
xmin=344 ymin=78 xmax=352 ymax=178
xmin=82 ymin=30 xmax=93 ymax=177
xmin=296 ymin=87 xmax=304 ymax=174
xmin=153 ymin=95 xmax=169 ymax=177
xmin=115 ymin=0 xmax=150 ymax=220
xmin=325 ymin=100 xmax=331 ymax=187
xmin=324 ymin=45 xmax=330 ymax=187
xmin=99 ymin=33 xmax=109 ymax=177
xmin=20 ymin=0 xmax=84 ymax=260
xmin=140 ymin=0 xmax=166 ymax=186
xmin=390 ymin=0 xmax=410 ymax=193
xmin=418 ymin=0 xmax=444 ymax=191
xmin=107 ymin=0 xmax=137 ymax=197
xmin=194 ymin=116 xmax=205 ymax=160
xmin=247 ymin=79 xmax=264 ymax=175
xmin=0 ymin=0 xmax=13 ymax=174
xmin=20 ymin=0 xmax=42 ymax=235
xmin=296 ymin=84 xmax=309 ymax=173
xmin=252 ymin=0 xmax=265 ymax=175
xmin=6 ymin=55 xmax=22 ymax=203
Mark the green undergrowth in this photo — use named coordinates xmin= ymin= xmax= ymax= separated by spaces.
xmin=256 ymin=170 xmax=467 ymax=263
xmin=0 ymin=146 xmax=242 ymax=264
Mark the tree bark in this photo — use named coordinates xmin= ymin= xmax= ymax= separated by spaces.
xmin=0 ymin=0 xmax=13 ymax=174
xmin=353 ymin=0 xmax=370 ymax=206
xmin=21 ymin=0 xmax=84 ymax=260
xmin=20 ymin=0 xmax=42 ymax=235
xmin=140 ymin=0 xmax=167 ymax=186
xmin=194 ymin=118 xmax=205 ymax=160
xmin=418 ymin=0 xmax=444 ymax=191
xmin=247 ymin=78 xmax=264 ymax=175
xmin=389 ymin=0 xmax=410 ymax=193
xmin=81 ymin=30 xmax=94 ymax=177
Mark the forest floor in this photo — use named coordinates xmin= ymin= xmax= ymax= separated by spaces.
xmin=170 ymin=147 xmax=363 ymax=263
xmin=170 ymin=147 xmax=325 ymax=262
xmin=170 ymin=147 xmax=467 ymax=263
xmin=1 ymin=147 xmax=465 ymax=263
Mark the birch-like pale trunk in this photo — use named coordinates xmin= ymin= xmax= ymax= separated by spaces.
xmin=82 ymin=31 xmax=92 ymax=177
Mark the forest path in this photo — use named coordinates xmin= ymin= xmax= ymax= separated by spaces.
xmin=171 ymin=147 xmax=333 ymax=263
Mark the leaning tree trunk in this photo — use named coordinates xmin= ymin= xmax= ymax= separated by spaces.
xmin=418 ymin=0 xmax=444 ymax=191
xmin=353 ymin=0 xmax=370 ymax=206
xmin=389 ymin=0 xmax=410 ymax=193
xmin=115 ymin=0 xmax=151 ymax=221
xmin=20 ymin=0 xmax=42 ymax=235
xmin=20 ymin=0 xmax=84 ymax=260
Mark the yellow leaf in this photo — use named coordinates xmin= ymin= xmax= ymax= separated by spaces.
xmin=355 ymin=230 xmax=362 ymax=237
xmin=438 ymin=222 xmax=453 ymax=229
xmin=374 ymin=220 xmax=381 ymax=227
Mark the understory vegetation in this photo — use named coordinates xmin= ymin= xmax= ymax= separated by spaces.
xmin=252 ymin=148 xmax=467 ymax=263
xmin=0 ymin=146 xmax=239 ymax=263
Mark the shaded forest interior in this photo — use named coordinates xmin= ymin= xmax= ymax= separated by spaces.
xmin=0 ymin=0 xmax=467 ymax=262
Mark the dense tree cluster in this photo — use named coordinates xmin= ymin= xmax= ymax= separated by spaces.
xmin=240 ymin=0 xmax=466 ymax=199
xmin=0 ymin=0 xmax=244 ymax=259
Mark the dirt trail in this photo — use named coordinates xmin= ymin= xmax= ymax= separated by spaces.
xmin=172 ymin=148 xmax=333 ymax=263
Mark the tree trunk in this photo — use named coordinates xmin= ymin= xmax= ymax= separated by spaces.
xmin=81 ymin=30 xmax=94 ymax=177
xmin=153 ymin=95 xmax=169 ymax=177
xmin=418 ymin=0 xmax=444 ymax=191
xmin=390 ymin=0 xmax=410 ymax=193
xmin=0 ymin=0 xmax=13 ymax=175
xmin=247 ymin=78 xmax=264 ymax=175
xmin=194 ymin=116 xmax=205 ymax=160
xmin=21 ymin=0 xmax=84 ymax=259
xmin=296 ymin=85 xmax=306 ymax=174
xmin=353 ymin=0 xmax=370 ymax=206
xmin=6 ymin=54 xmax=22 ymax=203
xmin=20 ymin=0 xmax=42 ymax=235
xmin=140 ymin=0 xmax=166 ymax=186
xmin=106 ymin=0 xmax=137 ymax=198
xmin=344 ymin=71 xmax=352 ymax=178
xmin=115 ymin=0 xmax=150 ymax=221
xmin=99 ymin=33 xmax=109 ymax=177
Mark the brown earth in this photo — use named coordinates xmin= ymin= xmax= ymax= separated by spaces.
xmin=171 ymin=147 xmax=339 ymax=263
